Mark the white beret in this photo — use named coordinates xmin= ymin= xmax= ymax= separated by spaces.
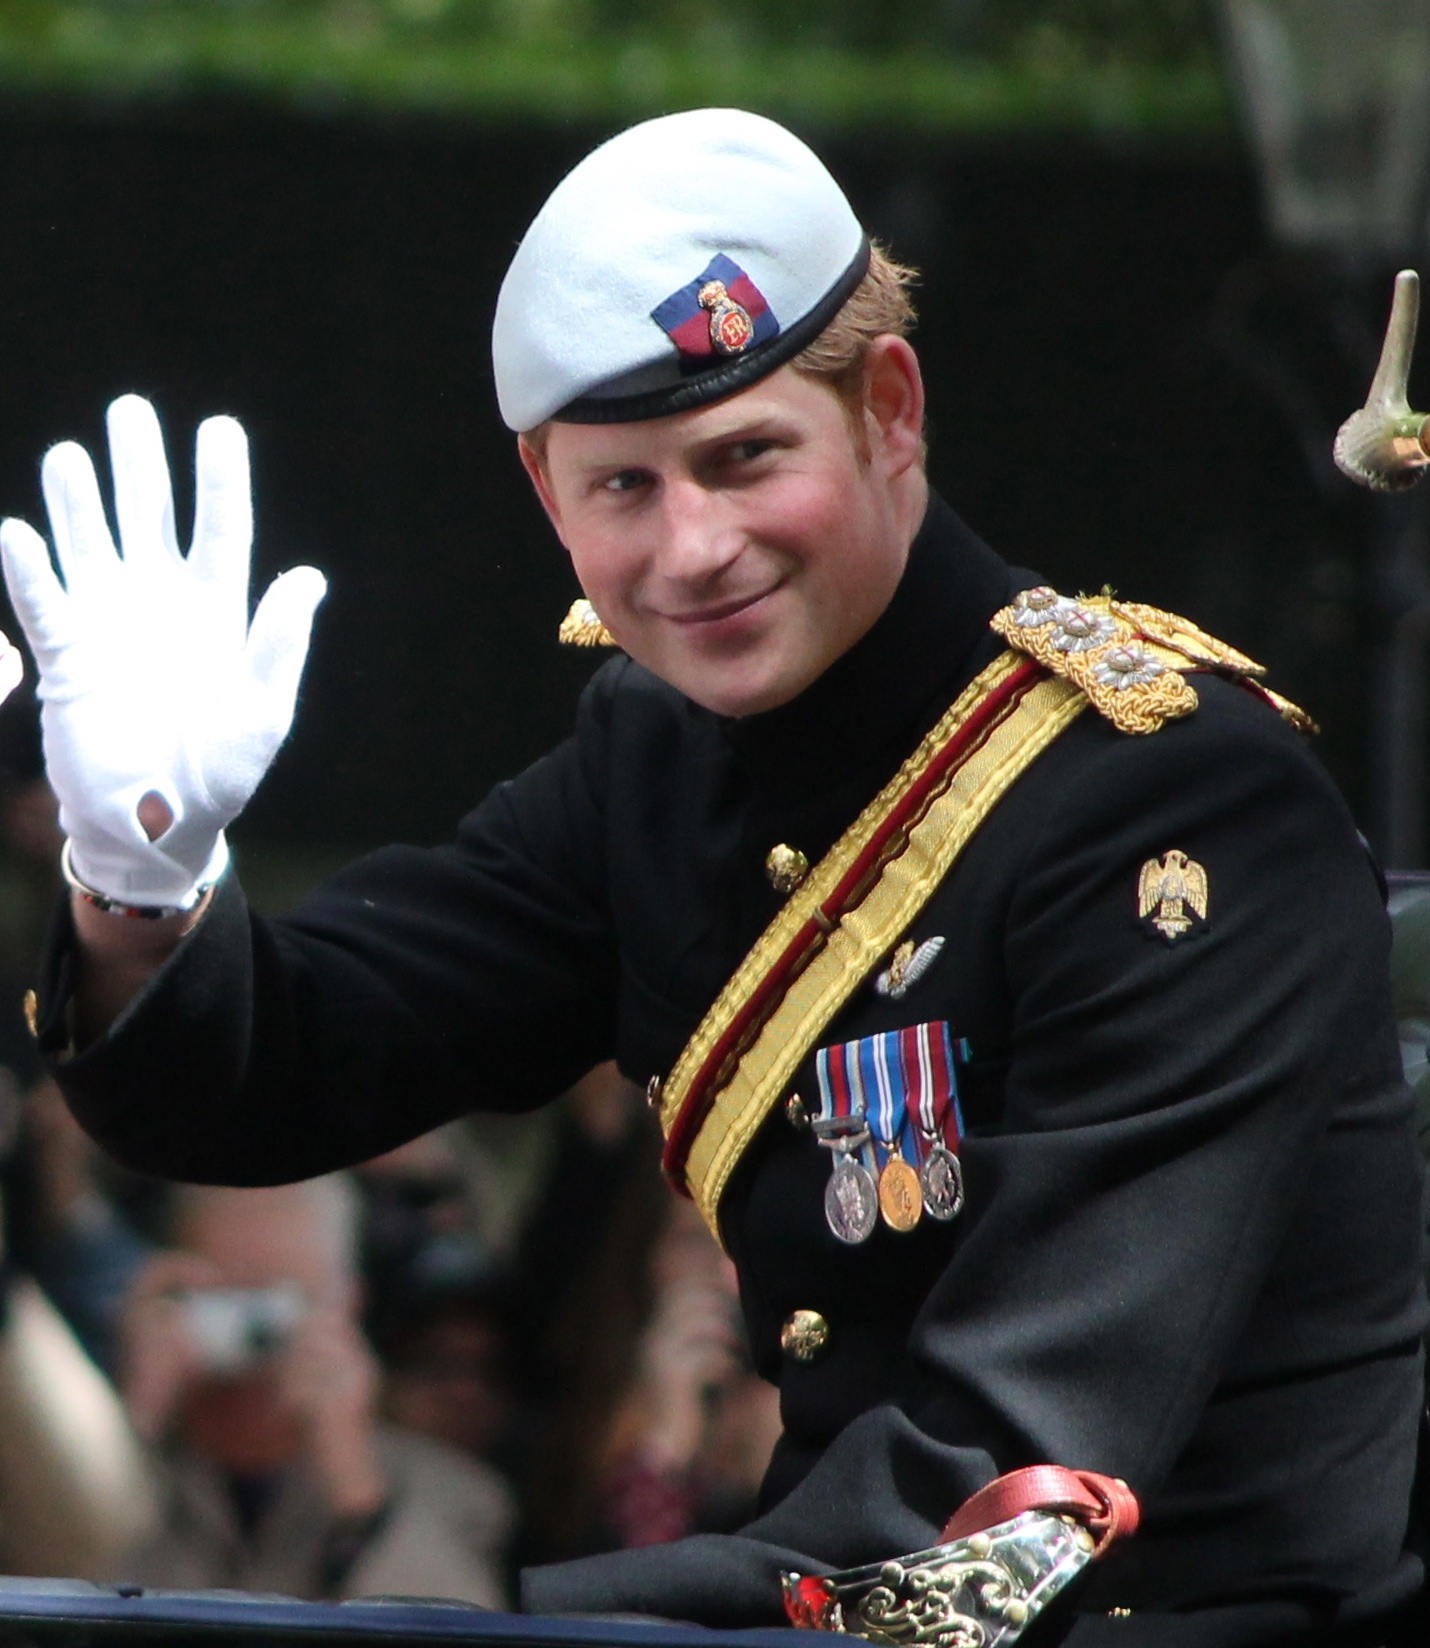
xmin=492 ymin=107 xmax=869 ymax=432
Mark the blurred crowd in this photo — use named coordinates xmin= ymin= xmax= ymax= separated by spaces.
xmin=0 ymin=689 xmax=780 ymax=1604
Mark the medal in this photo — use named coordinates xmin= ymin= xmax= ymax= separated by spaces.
xmin=920 ymin=1145 xmax=964 ymax=1221
xmin=825 ymin=1153 xmax=879 ymax=1244
xmin=878 ymin=1157 xmax=923 ymax=1232
xmin=813 ymin=1114 xmax=878 ymax=1245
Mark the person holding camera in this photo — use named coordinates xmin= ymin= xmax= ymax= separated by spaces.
xmin=111 ymin=1177 xmax=513 ymax=1606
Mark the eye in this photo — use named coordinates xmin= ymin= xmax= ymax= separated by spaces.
xmin=601 ymin=468 xmax=650 ymax=493
xmin=733 ymin=439 xmax=775 ymax=462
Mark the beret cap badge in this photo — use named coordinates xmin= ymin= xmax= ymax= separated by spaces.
xmin=699 ymin=279 xmax=754 ymax=355
xmin=653 ymin=253 xmax=778 ymax=366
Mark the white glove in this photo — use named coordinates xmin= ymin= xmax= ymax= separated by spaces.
xmin=0 ymin=394 xmax=327 ymax=907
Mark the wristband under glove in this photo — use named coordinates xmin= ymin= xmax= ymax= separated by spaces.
xmin=61 ymin=836 xmax=221 ymax=920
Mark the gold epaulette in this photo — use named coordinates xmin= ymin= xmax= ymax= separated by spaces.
xmin=990 ymin=587 xmax=1315 ymax=736
xmin=558 ymin=598 xmax=618 ymax=647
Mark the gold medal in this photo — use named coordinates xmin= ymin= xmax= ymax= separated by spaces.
xmin=878 ymin=1157 xmax=923 ymax=1233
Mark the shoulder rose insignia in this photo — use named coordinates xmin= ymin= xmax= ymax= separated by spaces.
xmin=1008 ymin=586 xmax=1066 ymax=627
xmin=1093 ymin=643 xmax=1166 ymax=690
xmin=1050 ymin=604 xmax=1117 ymax=653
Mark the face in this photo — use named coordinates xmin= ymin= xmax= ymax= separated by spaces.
xmin=384 ymin=1310 xmax=512 ymax=1457
xmin=522 ymin=338 xmax=927 ymax=717
xmin=173 ymin=1195 xmax=352 ymax=1472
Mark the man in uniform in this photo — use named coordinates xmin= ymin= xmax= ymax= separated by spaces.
xmin=1 ymin=110 xmax=1424 ymax=1646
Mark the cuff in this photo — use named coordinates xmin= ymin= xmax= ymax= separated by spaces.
xmin=520 ymin=1532 xmax=815 ymax=1628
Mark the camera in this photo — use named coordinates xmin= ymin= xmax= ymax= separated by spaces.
xmin=178 ymin=1285 xmax=307 ymax=1374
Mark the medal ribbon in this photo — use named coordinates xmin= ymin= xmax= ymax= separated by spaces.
xmin=899 ymin=1021 xmax=968 ymax=1160
xmin=818 ymin=1024 xmax=969 ymax=1172
xmin=815 ymin=1044 xmax=878 ymax=1175
xmin=861 ymin=1032 xmax=903 ymax=1169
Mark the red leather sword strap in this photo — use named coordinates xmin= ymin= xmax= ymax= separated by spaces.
xmin=940 ymin=1465 xmax=1140 ymax=1558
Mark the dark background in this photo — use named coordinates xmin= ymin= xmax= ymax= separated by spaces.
xmin=0 ymin=101 xmax=1410 ymax=873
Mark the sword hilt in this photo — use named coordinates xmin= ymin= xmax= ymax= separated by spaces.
xmin=1334 ymin=269 xmax=1430 ymax=492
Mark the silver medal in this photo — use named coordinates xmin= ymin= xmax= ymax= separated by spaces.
xmin=825 ymin=1154 xmax=879 ymax=1245
xmin=920 ymin=1145 xmax=964 ymax=1221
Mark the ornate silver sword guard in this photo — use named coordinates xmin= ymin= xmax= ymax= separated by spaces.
xmin=1334 ymin=269 xmax=1430 ymax=491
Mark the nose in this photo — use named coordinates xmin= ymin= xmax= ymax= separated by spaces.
xmin=653 ymin=477 xmax=743 ymax=587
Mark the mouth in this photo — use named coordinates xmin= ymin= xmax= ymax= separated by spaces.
xmin=660 ymin=580 xmax=785 ymax=629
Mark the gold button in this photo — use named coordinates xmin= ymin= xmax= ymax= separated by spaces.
xmin=781 ymin=1309 xmax=829 ymax=1362
xmin=22 ymin=989 xmax=37 ymax=1039
xmin=765 ymin=844 xmax=810 ymax=896
xmin=785 ymin=1093 xmax=809 ymax=1129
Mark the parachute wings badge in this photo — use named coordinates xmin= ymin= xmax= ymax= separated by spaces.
xmin=874 ymin=936 xmax=945 ymax=1000
xmin=1138 ymin=849 xmax=1208 ymax=942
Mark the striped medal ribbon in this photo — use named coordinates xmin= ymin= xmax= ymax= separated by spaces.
xmin=899 ymin=1022 xmax=968 ymax=1222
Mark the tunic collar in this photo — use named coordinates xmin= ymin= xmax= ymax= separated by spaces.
xmin=720 ymin=491 xmax=1031 ymax=807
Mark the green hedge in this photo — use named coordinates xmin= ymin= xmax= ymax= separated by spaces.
xmin=0 ymin=1 xmax=1231 ymax=133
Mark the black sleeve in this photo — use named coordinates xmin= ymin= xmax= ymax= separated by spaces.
xmin=41 ymin=662 xmax=629 ymax=1185
xmin=522 ymin=692 xmax=1427 ymax=1630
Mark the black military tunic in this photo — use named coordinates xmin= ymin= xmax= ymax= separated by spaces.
xmin=38 ymin=495 xmax=1427 ymax=1644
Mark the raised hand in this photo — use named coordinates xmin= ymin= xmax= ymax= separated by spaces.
xmin=278 ymin=1302 xmax=387 ymax=1518
xmin=0 ymin=395 xmax=326 ymax=908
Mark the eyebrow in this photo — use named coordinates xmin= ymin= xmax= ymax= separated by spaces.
xmin=564 ymin=411 xmax=794 ymax=478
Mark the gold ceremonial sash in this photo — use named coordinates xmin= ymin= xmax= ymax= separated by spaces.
xmin=657 ymin=650 xmax=1088 ymax=1240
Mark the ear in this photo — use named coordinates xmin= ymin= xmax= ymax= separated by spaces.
xmin=861 ymin=335 xmax=925 ymax=479
xmin=517 ymin=434 xmax=567 ymax=545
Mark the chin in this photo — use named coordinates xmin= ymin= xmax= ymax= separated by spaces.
xmin=676 ymin=662 xmax=812 ymax=719
xmin=628 ymin=622 xmax=825 ymax=716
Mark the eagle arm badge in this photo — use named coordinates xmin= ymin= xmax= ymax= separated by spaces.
xmin=1138 ymin=849 xmax=1208 ymax=942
